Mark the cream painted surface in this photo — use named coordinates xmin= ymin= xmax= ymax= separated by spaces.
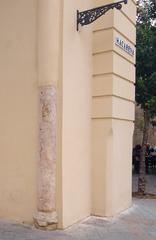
xmin=92 ymin=74 xmax=113 ymax=96
xmin=113 ymin=53 xmax=135 ymax=82
xmin=92 ymin=96 xmax=113 ymax=118
xmin=113 ymin=30 xmax=136 ymax=64
xmin=93 ymin=29 xmax=113 ymax=53
xmin=38 ymin=0 xmax=60 ymax=86
xmin=93 ymin=11 xmax=114 ymax=31
xmin=93 ymin=29 xmax=136 ymax=64
xmin=111 ymin=120 xmax=134 ymax=214
xmin=56 ymin=0 xmax=63 ymax=229
xmin=0 ymin=0 xmax=136 ymax=228
xmin=93 ymin=51 xmax=135 ymax=82
xmin=0 ymin=0 xmax=37 ymax=223
xmin=61 ymin=0 xmax=92 ymax=229
xmin=92 ymin=119 xmax=113 ymax=216
xmin=94 ymin=0 xmax=116 ymax=7
xmin=92 ymin=119 xmax=133 ymax=216
xmin=93 ymin=6 xmax=136 ymax=45
xmin=114 ymin=11 xmax=136 ymax=44
xmin=93 ymin=74 xmax=135 ymax=101
xmin=92 ymin=96 xmax=134 ymax=120
xmin=34 ymin=0 xmax=61 ymax=228
xmin=121 ymin=0 xmax=136 ymax=25
xmin=112 ymin=97 xmax=135 ymax=121
xmin=92 ymin=0 xmax=136 ymax=217
xmin=113 ymin=75 xmax=135 ymax=101
xmin=93 ymin=52 xmax=113 ymax=75
xmin=94 ymin=0 xmax=136 ymax=25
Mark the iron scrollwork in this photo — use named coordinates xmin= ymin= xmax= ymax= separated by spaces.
xmin=77 ymin=0 xmax=127 ymax=31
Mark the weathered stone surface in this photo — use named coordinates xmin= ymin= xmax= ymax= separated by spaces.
xmin=34 ymin=85 xmax=57 ymax=229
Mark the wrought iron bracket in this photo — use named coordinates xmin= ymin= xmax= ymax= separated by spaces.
xmin=77 ymin=0 xmax=127 ymax=31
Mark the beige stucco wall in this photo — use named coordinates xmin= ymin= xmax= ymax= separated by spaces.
xmin=92 ymin=120 xmax=133 ymax=215
xmin=0 ymin=0 xmax=136 ymax=229
xmin=92 ymin=0 xmax=136 ymax=216
xmin=58 ymin=0 xmax=92 ymax=229
xmin=0 ymin=0 xmax=38 ymax=223
xmin=0 ymin=0 xmax=92 ymax=228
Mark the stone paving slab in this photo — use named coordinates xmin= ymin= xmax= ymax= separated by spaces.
xmin=0 ymin=198 xmax=156 ymax=240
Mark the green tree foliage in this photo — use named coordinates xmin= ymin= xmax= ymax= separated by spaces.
xmin=136 ymin=0 xmax=156 ymax=115
xmin=136 ymin=0 xmax=156 ymax=194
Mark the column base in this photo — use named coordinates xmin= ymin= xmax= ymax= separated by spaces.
xmin=33 ymin=211 xmax=58 ymax=230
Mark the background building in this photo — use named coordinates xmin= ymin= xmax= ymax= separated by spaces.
xmin=0 ymin=0 xmax=136 ymax=229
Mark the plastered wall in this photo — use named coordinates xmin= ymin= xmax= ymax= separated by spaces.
xmin=59 ymin=0 xmax=92 ymax=228
xmin=0 ymin=0 xmax=38 ymax=223
xmin=0 ymin=0 xmax=92 ymax=228
xmin=0 ymin=0 xmax=136 ymax=228
xmin=92 ymin=0 xmax=136 ymax=216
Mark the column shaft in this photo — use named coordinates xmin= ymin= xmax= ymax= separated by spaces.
xmin=34 ymin=0 xmax=60 ymax=229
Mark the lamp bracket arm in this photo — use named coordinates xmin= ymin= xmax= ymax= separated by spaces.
xmin=77 ymin=0 xmax=127 ymax=31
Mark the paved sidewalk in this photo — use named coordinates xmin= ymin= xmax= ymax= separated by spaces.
xmin=0 ymin=174 xmax=155 ymax=240
xmin=0 ymin=198 xmax=156 ymax=240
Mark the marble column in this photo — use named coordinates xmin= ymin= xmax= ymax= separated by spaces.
xmin=34 ymin=0 xmax=60 ymax=229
